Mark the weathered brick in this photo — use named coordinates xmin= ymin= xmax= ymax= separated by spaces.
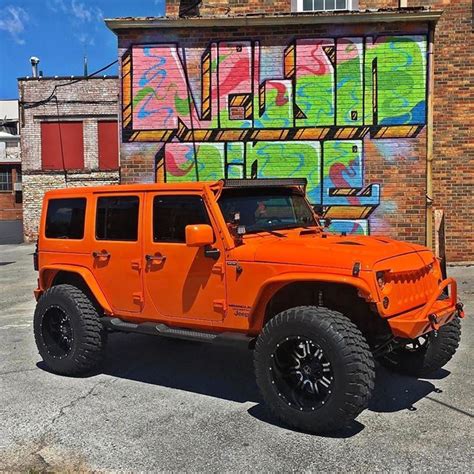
xmin=18 ymin=77 xmax=120 ymax=241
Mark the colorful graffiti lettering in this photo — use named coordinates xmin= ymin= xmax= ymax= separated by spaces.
xmin=121 ymin=35 xmax=427 ymax=233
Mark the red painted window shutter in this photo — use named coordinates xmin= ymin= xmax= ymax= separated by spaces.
xmin=41 ymin=122 xmax=84 ymax=170
xmin=98 ymin=121 xmax=119 ymax=170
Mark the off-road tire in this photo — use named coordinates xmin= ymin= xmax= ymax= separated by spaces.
xmin=34 ymin=284 xmax=106 ymax=376
xmin=254 ymin=306 xmax=375 ymax=433
xmin=380 ymin=317 xmax=461 ymax=377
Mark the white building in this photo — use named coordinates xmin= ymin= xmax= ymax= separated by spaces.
xmin=0 ymin=99 xmax=22 ymax=221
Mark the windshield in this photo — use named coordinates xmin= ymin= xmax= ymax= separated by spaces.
xmin=218 ymin=187 xmax=319 ymax=234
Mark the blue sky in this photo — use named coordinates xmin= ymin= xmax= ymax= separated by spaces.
xmin=0 ymin=0 xmax=165 ymax=98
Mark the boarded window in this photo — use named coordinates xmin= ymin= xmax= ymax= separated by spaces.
xmin=45 ymin=198 xmax=86 ymax=239
xmin=98 ymin=121 xmax=119 ymax=170
xmin=41 ymin=122 xmax=84 ymax=170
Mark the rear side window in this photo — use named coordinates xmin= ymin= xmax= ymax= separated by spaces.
xmin=96 ymin=196 xmax=139 ymax=241
xmin=45 ymin=198 xmax=86 ymax=239
xmin=153 ymin=195 xmax=209 ymax=243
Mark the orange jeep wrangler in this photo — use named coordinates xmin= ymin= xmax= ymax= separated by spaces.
xmin=33 ymin=178 xmax=464 ymax=433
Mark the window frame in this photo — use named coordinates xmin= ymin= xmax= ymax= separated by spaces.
xmin=152 ymin=194 xmax=212 ymax=244
xmin=95 ymin=195 xmax=141 ymax=242
xmin=292 ymin=0 xmax=359 ymax=12
xmin=0 ymin=165 xmax=13 ymax=192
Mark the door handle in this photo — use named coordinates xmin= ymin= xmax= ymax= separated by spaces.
xmin=92 ymin=250 xmax=110 ymax=259
xmin=145 ymin=254 xmax=166 ymax=264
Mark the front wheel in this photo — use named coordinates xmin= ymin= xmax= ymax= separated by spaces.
xmin=380 ymin=317 xmax=461 ymax=377
xmin=254 ymin=306 xmax=375 ymax=434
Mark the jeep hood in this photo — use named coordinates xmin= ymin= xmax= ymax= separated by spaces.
xmin=237 ymin=233 xmax=429 ymax=271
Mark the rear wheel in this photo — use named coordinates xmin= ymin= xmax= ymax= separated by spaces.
xmin=254 ymin=306 xmax=375 ymax=433
xmin=34 ymin=284 xmax=106 ymax=376
xmin=380 ymin=317 xmax=461 ymax=377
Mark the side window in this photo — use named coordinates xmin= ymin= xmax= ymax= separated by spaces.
xmin=96 ymin=196 xmax=139 ymax=241
xmin=153 ymin=195 xmax=210 ymax=243
xmin=45 ymin=198 xmax=86 ymax=239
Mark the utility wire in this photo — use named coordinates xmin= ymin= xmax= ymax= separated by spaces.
xmin=22 ymin=59 xmax=118 ymax=109
xmin=23 ymin=59 xmax=118 ymax=184
xmin=53 ymin=96 xmax=68 ymax=187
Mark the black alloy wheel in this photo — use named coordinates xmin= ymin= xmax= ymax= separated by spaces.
xmin=41 ymin=305 xmax=74 ymax=358
xmin=271 ymin=336 xmax=334 ymax=411
xmin=34 ymin=284 xmax=106 ymax=376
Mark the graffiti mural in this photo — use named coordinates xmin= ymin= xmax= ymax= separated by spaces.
xmin=121 ymin=35 xmax=427 ymax=233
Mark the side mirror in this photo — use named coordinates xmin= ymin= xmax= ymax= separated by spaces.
xmin=185 ymin=224 xmax=214 ymax=247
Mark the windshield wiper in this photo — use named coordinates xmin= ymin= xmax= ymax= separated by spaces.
xmin=246 ymin=228 xmax=287 ymax=237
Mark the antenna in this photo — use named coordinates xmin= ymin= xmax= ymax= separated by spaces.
xmin=83 ymin=55 xmax=88 ymax=77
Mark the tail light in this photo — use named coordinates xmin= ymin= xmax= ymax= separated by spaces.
xmin=33 ymin=240 xmax=39 ymax=271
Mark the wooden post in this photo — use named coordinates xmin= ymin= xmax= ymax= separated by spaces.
xmin=434 ymin=209 xmax=447 ymax=278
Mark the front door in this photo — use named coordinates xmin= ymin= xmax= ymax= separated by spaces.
xmin=143 ymin=193 xmax=226 ymax=322
xmin=91 ymin=193 xmax=143 ymax=314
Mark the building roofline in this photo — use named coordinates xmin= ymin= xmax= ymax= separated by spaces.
xmin=105 ymin=9 xmax=443 ymax=32
xmin=17 ymin=76 xmax=118 ymax=82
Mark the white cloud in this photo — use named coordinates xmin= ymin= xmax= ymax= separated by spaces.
xmin=45 ymin=0 xmax=103 ymax=50
xmin=70 ymin=0 xmax=103 ymax=23
xmin=0 ymin=5 xmax=29 ymax=45
xmin=46 ymin=0 xmax=68 ymax=14
xmin=47 ymin=0 xmax=103 ymax=23
xmin=76 ymin=32 xmax=95 ymax=47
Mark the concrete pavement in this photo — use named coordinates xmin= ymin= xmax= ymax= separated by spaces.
xmin=0 ymin=220 xmax=23 ymax=245
xmin=0 ymin=244 xmax=472 ymax=471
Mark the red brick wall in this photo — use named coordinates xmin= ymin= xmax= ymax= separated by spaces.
xmin=0 ymin=192 xmax=22 ymax=220
xmin=18 ymin=77 xmax=120 ymax=240
xmin=117 ymin=20 xmax=431 ymax=247
xmin=160 ymin=1 xmax=474 ymax=261
xmin=166 ymin=0 xmax=292 ymax=17
xmin=413 ymin=0 xmax=473 ymax=261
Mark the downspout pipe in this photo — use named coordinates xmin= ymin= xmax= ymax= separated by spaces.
xmin=426 ymin=25 xmax=435 ymax=248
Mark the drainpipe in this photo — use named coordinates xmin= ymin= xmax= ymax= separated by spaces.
xmin=426 ymin=25 xmax=435 ymax=248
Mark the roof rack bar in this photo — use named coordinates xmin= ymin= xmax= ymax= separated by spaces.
xmin=221 ymin=178 xmax=307 ymax=189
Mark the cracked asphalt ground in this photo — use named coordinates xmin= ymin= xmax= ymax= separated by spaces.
xmin=0 ymin=244 xmax=473 ymax=471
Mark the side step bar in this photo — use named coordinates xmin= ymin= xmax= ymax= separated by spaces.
xmin=101 ymin=317 xmax=254 ymax=348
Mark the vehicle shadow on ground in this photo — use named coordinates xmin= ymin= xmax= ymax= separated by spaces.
xmin=37 ymin=332 xmax=450 ymax=438
xmin=369 ymin=366 xmax=449 ymax=413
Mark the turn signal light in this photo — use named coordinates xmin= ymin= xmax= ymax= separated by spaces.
xmin=376 ymin=271 xmax=386 ymax=289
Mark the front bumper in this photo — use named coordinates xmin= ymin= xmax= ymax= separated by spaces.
xmin=387 ymin=278 xmax=465 ymax=339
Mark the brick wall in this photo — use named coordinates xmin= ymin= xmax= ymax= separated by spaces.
xmin=166 ymin=0 xmax=292 ymax=16
xmin=159 ymin=1 xmax=473 ymax=262
xmin=166 ymin=0 xmax=404 ymax=16
xmin=19 ymin=77 xmax=120 ymax=241
xmin=0 ymin=191 xmax=22 ymax=220
xmin=412 ymin=0 xmax=473 ymax=261
xmin=21 ymin=171 xmax=119 ymax=241
xmin=116 ymin=18 xmax=432 ymax=246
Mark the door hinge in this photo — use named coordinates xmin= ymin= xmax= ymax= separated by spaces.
xmin=211 ymin=263 xmax=224 ymax=275
xmin=133 ymin=292 xmax=144 ymax=305
xmin=213 ymin=299 xmax=227 ymax=312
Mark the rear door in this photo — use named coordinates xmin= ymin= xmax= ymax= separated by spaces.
xmin=91 ymin=193 xmax=143 ymax=314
